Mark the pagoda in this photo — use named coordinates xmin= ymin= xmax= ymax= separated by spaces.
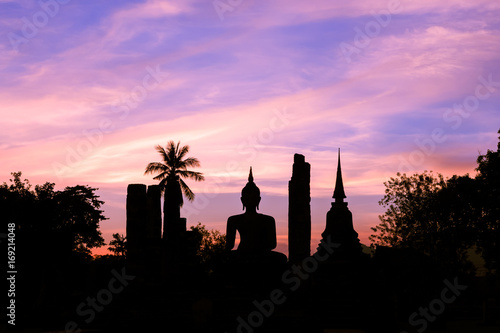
xmin=317 ymin=148 xmax=362 ymax=260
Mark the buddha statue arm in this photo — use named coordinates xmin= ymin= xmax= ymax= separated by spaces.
xmin=226 ymin=217 xmax=236 ymax=251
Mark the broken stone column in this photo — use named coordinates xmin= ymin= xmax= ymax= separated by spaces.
xmin=126 ymin=184 xmax=148 ymax=273
xmin=146 ymin=185 xmax=162 ymax=240
xmin=288 ymin=153 xmax=311 ymax=262
xmin=126 ymin=184 xmax=163 ymax=278
xmin=163 ymin=182 xmax=182 ymax=242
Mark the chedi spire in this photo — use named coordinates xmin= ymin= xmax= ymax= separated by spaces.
xmin=333 ymin=148 xmax=346 ymax=203
xmin=317 ymin=148 xmax=362 ymax=260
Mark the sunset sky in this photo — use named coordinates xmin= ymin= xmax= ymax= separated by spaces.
xmin=1 ymin=0 xmax=500 ymax=255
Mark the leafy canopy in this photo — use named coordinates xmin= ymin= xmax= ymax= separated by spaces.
xmin=108 ymin=233 xmax=127 ymax=257
xmin=370 ymin=129 xmax=500 ymax=273
xmin=0 ymin=172 xmax=107 ymax=255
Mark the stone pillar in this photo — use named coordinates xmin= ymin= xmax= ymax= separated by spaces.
xmin=177 ymin=217 xmax=187 ymax=234
xmin=126 ymin=184 xmax=147 ymax=272
xmin=162 ymin=181 xmax=188 ymax=268
xmin=127 ymin=184 xmax=163 ymax=280
xmin=288 ymin=153 xmax=311 ymax=262
xmin=146 ymin=185 xmax=162 ymax=240
xmin=163 ymin=182 xmax=182 ymax=242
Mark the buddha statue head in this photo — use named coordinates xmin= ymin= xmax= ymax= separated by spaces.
xmin=241 ymin=167 xmax=261 ymax=210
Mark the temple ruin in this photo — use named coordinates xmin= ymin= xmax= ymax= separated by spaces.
xmin=126 ymin=150 xmax=364 ymax=269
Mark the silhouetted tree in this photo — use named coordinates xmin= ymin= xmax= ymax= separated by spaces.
xmin=108 ymin=233 xmax=127 ymax=257
xmin=0 ymin=172 xmax=106 ymax=256
xmin=369 ymin=171 xmax=478 ymax=274
xmin=370 ymin=129 xmax=500 ymax=274
xmin=189 ymin=222 xmax=226 ymax=265
xmin=475 ymin=129 xmax=500 ymax=272
xmin=144 ymin=141 xmax=204 ymax=206
xmin=370 ymin=171 xmax=446 ymax=249
xmin=185 ymin=223 xmax=226 ymax=277
xmin=0 ymin=172 xmax=107 ymax=323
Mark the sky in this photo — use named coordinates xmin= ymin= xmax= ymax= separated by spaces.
xmin=1 ymin=0 xmax=500 ymax=256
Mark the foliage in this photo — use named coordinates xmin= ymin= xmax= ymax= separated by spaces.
xmin=0 ymin=172 xmax=107 ymax=256
xmin=0 ymin=172 xmax=108 ymax=318
xmin=370 ymin=129 xmax=500 ymax=274
xmin=370 ymin=171 xmax=446 ymax=249
xmin=370 ymin=171 xmax=478 ymax=273
xmin=144 ymin=140 xmax=204 ymax=206
xmin=108 ymin=233 xmax=127 ymax=257
xmin=189 ymin=222 xmax=226 ymax=266
xmin=474 ymin=129 xmax=500 ymax=272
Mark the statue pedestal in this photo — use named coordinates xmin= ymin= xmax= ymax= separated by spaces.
xmin=223 ymin=251 xmax=288 ymax=291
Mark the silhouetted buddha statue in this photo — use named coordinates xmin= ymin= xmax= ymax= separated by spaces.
xmin=226 ymin=168 xmax=287 ymax=266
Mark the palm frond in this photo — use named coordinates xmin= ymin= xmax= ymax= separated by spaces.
xmin=152 ymin=171 xmax=169 ymax=181
xmin=168 ymin=142 xmax=179 ymax=167
xmin=179 ymin=178 xmax=195 ymax=202
xmin=155 ymin=145 xmax=170 ymax=164
xmin=177 ymin=144 xmax=190 ymax=160
xmin=177 ymin=170 xmax=205 ymax=181
xmin=145 ymin=162 xmax=168 ymax=174
xmin=180 ymin=157 xmax=201 ymax=168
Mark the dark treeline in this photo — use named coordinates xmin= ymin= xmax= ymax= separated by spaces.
xmin=0 ymin=172 xmax=223 ymax=330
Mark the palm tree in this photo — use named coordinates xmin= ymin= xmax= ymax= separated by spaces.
xmin=145 ymin=141 xmax=204 ymax=204
xmin=145 ymin=141 xmax=204 ymax=239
